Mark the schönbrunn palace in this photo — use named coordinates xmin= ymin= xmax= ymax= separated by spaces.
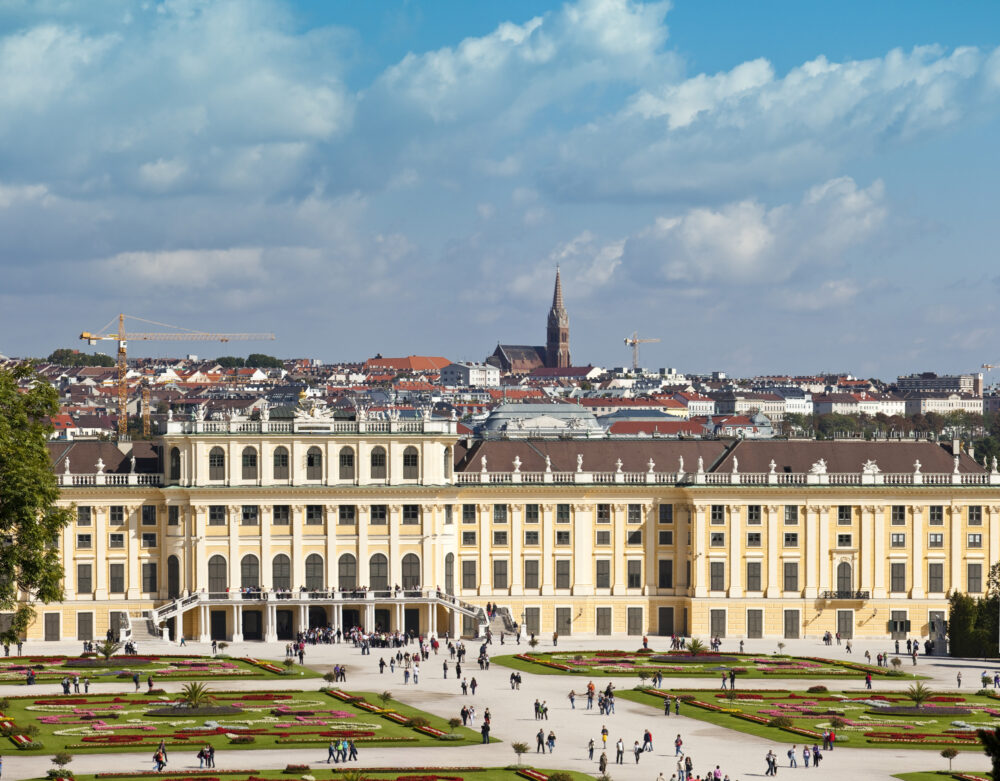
xmin=22 ymin=406 xmax=1000 ymax=647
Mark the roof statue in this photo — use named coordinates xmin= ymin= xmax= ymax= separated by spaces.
xmin=992 ymin=456 xmax=998 ymax=474
xmin=647 ymin=457 xmax=655 ymax=474
xmin=295 ymin=397 xmax=335 ymax=420
xmin=167 ymin=408 xmax=173 ymax=421
xmin=678 ymin=455 xmax=685 ymax=474
xmin=513 ymin=455 xmax=521 ymax=473
xmin=64 ymin=457 xmax=71 ymax=475
xmin=259 ymin=399 xmax=269 ymax=422
xmin=953 ymin=455 xmax=960 ymax=474
xmin=732 ymin=456 xmax=739 ymax=474
xmin=861 ymin=459 xmax=880 ymax=475
xmin=769 ymin=459 xmax=777 ymax=475
xmin=450 ymin=408 xmax=458 ymax=422
xmin=615 ymin=458 xmax=623 ymax=474
xmin=808 ymin=458 xmax=827 ymax=475
xmin=194 ymin=403 xmax=206 ymax=422
xmin=545 ymin=454 xmax=552 ymax=473
xmin=421 ymin=406 xmax=431 ymax=421
xmin=576 ymin=453 xmax=583 ymax=473
xmin=480 ymin=455 xmax=488 ymax=474
xmin=95 ymin=457 xmax=105 ymax=475
xmin=913 ymin=459 xmax=922 ymax=475
xmin=129 ymin=456 xmax=136 ymax=475
xmin=697 ymin=456 xmax=704 ymax=474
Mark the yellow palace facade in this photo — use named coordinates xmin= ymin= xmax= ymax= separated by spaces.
xmin=24 ymin=409 xmax=1000 ymax=646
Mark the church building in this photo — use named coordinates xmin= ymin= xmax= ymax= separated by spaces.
xmin=488 ymin=268 xmax=571 ymax=374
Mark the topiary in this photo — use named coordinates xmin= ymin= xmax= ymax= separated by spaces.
xmin=768 ymin=716 xmax=793 ymax=728
xmin=807 ymin=685 xmax=828 ymax=693
xmin=830 ymin=716 xmax=848 ymax=729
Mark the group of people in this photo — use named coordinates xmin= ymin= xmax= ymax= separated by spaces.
xmin=1 ymin=640 xmax=24 ymax=656
xmin=59 ymin=675 xmax=90 ymax=694
xmin=326 ymin=738 xmax=359 ymax=763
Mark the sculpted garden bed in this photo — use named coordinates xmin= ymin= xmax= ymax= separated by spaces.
xmin=0 ymin=688 xmax=483 ymax=754
xmin=0 ymin=655 xmax=316 ymax=683
xmin=618 ymin=686 xmax=1000 ymax=750
xmin=495 ymin=650 xmax=912 ymax=679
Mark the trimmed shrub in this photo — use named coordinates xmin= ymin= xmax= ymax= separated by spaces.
xmin=768 ymin=716 xmax=793 ymax=728
xmin=807 ymin=685 xmax=828 ymax=693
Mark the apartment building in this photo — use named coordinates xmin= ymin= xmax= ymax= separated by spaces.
xmin=19 ymin=409 xmax=1000 ymax=646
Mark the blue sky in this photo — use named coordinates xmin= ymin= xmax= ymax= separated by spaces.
xmin=1 ymin=0 xmax=998 ymax=378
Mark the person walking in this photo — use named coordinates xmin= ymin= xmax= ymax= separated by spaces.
xmin=599 ymin=752 xmax=608 ymax=774
xmin=664 ymin=696 xmax=671 ymax=716
xmin=481 ymin=721 xmax=490 ymax=744
xmin=958 ymin=671 xmax=963 ymax=688
xmin=547 ymin=731 xmax=556 ymax=753
xmin=675 ymin=734 xmax=683 ymax=756
xmin=569 ymin=689 xmax=576 ymax=709
xmin=788 ymin=745 xmax=798 ymax=767
xmin=677 ymin=756 xmax=686 ymax=781
xmin=803 ymin=744 xmax=811 ymax=767
xmin=588 ymin=738 xmax=595 ymax=760
xmin=601 ymin=725 xmax=609 ymax=748
xmin=616 ymin=738 xmax=625 ymax=764
xmin=537 ymin=728 xmax=546 ymax=753
xmin=633 ymin=740 xmax=642 ymax=763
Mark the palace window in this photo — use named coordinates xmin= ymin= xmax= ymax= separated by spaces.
xmin=626 ymin=529 xmax=642 ymax=545
xmin=76 ymin=533 xmax=92 ymax=549
xmin=462 ymin=560 xmax=477 ymax=589
xmin=168 ymin=506 xmax=179 ymax=526
xmin=784 ymin=506 xmax=799 ymax=524
xmin=493 ymin=531 xmax=508 ymax=546
xmin=555 ymin=530 xmax=571 ymax=546
xmin=141 ymin=533 xmax=157 ymax=548
xmin=710 ymin=532 xmax=725 ymax=547
xmin=746 ymin=561 xmax=761 ymax=592
xmin=462 ymin=532 xmax=476 ymax=546
xmin=783 ymin=561 xmax=799 ymax=592
xmin=493 ymin=560 xmax=508 ymax=590
xmin=627 ymin=560 xmax=641 ymax=588
xmin=659 ymin=530 xmax=673 ymax=545
xmin=109 ymin=533 xmax=124 ymax=549
xmin=208 ymin=505 xmax=226 ymax=526
xmin=273 ymin=447 xmax=289 ymax=480
xmin=969 ymin=563 xmax=983 ymax=593
xmin=596 ymin=530 xmax=611 ymax=546
xmin=929 ymin=505 xmax=944 ymax=525
xmin=628 ymin=504 xmax=642 ymax=523
xmin=659 ymin=504 xmax=673 ymax=524
xmin=241 ymin=505 xmax=259 ymax=526
xmin=928 ymin=533 xmax=944 ymax=548
xmin=370 ymin=505 xmax=387 ymax=525
xmin=402 ymin=505 xmax=420 ymax=525
xmin=306 ymin=447 xmax=323 ymax=480
xmin=242 ymin=447 xmax=258 ymax=480
xmin=339 ymin=448 xmax=355 ymax=480
xmin=524 ymin=560 xmax=539 ymax=589
xmin=462 ymin=505 xmax=476 ymax=524
xmin=783 ymin=532 xmax=798 ymax=547
xmin=339 ymin=505 xmax=356 ymax=525
xmin=493 ymin=504 xmax=508 ymax=523
xmin=77 ymin=564 xmax=92 ymax=594
xmin=273 ymin=505 xmax=290 ymax=525
xmin=141 ymin=505 xmax=156 ymax=525
xmin=555 ymin=560 xmax=571 ymax=589
xmin=890 ymin=533 xmax=905 ymax=548
xmin=746 ymin=505 xmax=762 ymax=525
xmin=370 ymin=447 xmax=387 ymax=480
xmin=928 ymin=563 xmax=944 ymax=593
xmin=524 ymin=530 xmax=539 ymax=546
xmin=836 ymin=533 xmax=852 ymax=548
xmin=402 ymin=446 xmax=419 ymax=480
xmin=109 ymin=564 xmax=125 ymax=594
xmin=837 ymin=506 xmax=852 ymax=525
xmin=306 ymin=505 xmax=323 ymax=525
xmin=890 ymin=563 xmax=906 ymax=592
xmin=77 ymin=507 xmax=92 ymax=526
xmin=596 ymin=560 xmax=611 ymax=588
xmin=710 ymin=505 xmax=725 ymax=524
xmin=968 ymin=533 xmax=983 ymax=548
xmin=525 ymin=504 xmax=539 ymax=523
xmin=208 ymin=447 xmax=225 ymax=481
xmin=969 ymin=506 xmax=983 ymax=525
xmin=556 ymin=504 xmax=570 ymax=523
xmin=891 ymin=505 xmax=906 ymax=525
xmin=658 ymin=559 xmax=673 ymax=588
xmin=109 ymin=506 xmax=124 ymax=524
xmin=746 ymin=532 xmax=761 ymax=547
xmin=597 ymin=504 xmax=611 ymax=523
xmin=709 ymin=561 xmax=725 ymax=591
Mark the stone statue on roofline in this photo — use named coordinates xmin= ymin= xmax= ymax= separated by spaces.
xmin=953 ymin=455 xmax=960 ymax=474
xmin=545 ymin=454 xmax=552 ymax=473
xmin=913 ymin=459 xmax=922 ymax=475
xmin=808 ymin=458 xmax=827 ymax=475
xmin=992 ymin=456 xmax=998 ymax=474
xmin=513 ymin=455 xmax=521 ymax=473
xmin=861 ymin=459 xmax=880 ymax=475
xmin=64 ymin=457 xmax=71 ymax=475
xmin=615 ymin=458 xmax=623 ymax=474
xmin=129 ymin=456 xmax=136 ymax=474
xmin=576 ymin=453 xmax=583 ymax=473
xmin=768 ymin=459 xmax=777 ymax=475
xmin=480 ymin=455 xmax=488 ymax=474
xmin=678 ymin=455 xmax=685 ymax=474
xmin=697 ymin=456 xmax=704 ymax=474
xmin=95 ymin=458 xmax=105 ymax=475
xmin=259 ymin=400 xmax=270 ymax=422
xmin=732 ymin=456 xmax=739 ymax=474
xmin=647 ymin=457 xmax=655 ymax=474
xmin=194 ymin=403 xmax=207 ymax=422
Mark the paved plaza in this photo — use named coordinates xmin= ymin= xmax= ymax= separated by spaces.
xmin=0 ymin=635 xmax=995 ymax=781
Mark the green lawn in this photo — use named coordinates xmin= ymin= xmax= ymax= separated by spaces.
xmin=1 ymin=687 xmax=486 ymax=755
xmin=31 ymin=769 xmax=592 ymax=781
xmin=493 ymin=650 xmax=921 ymax=680
xmin=617 ymin=687 xmax=1000 ymax=751
xmin=0 ymin=654 xmax=318 ymax=683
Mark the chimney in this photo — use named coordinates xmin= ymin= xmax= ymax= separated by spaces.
xmin=952 ymin=438 xmax=960 ymax=456
xmin=968 ymin=444 xmax=975 ymax=461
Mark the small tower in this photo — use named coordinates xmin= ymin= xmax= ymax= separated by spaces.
xmin=546 ymin=267 xmax=570 ymax=368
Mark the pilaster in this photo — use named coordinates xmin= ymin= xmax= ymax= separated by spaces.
xmin=873 ymin=505 xmax=886 ymax=597
xmin=126 ymin=504 xmax=141 ymax=599
xmin=911 ymin=506 xmax=924 ymax=597
xmin=728 ymin=504 xmax=742 ymax=596
xmin=693 ymin=505 xmax=707 ymax=597
xmin=804 ymin=505 xmax=819 ymax=598
xmin=765 ymin=505 xmax=779 ymax=597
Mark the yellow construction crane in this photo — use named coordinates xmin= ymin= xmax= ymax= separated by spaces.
xmin=81 ymin=314 xmax=276 ymax=439
xmin=624 ymin=331 xmax=661 ymax=371
xmin=983 ymin=363 xmax=1000 ymax=371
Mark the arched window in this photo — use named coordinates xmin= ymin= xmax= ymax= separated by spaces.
xmin=305 ymin=554 xmax=324 ymax=591
xmin=208 ymin=447 xmax=225 ymax=481
xmin=306 ymin=446 xmax=323 ymax=480
xmin=169 ymin=447 xmax=181 ymax=481
xmin=241 ymin=554 xmax=260 ymax=589
xmin=837 ymin=562 xmax=852 ymax=593
xmin=338 ymin=554 xmax=357 ymax=590
xmin=208 ymin=555 xmax=227 ymax=595
xmin=273 ymin=446 xmax=289 ymax=480
xmin=167 ymin=555 xmax=180 ymax=599
xmin=241 ymin=446 xmax=258 ymax=480
xmin=272 ymin=554 xmax=291 ymax=590
xmin=369 ymin=554 xmax=388 ymax=591
xmin=445 ymin=553 xmax=454 ymax=595
xmin=339 ymin=447 xmax=355 ymax=480
xmin=443 ymin=446 xmax=452 ymax=482
xmin=401 ymin=553 xmax=420 ymax=589
xmin=370 ymin=446 xmax=387 ymax=480
xmin=403 ymin=446 xmax=419 ymax=480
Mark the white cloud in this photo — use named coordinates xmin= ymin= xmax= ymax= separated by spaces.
xmin=510 ymin=231 xmax=624 ymax=302
xmin=624 ymin=177 xmax=886 ymax=284
xmin=779 ymin=279 xmax=862 ymax=312
xmin=138 ymin=158 xmax=188 ymax=192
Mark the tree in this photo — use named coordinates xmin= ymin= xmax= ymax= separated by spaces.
xmin=45 ymin=349 xmax=115 ymax=367
xmin=941 ymin=747 xmax=958 ymax=770
xmin=95 ymin=639 xmax=121 ymax=667
xmin=0 ymin=366 xmax=72 ymax=643
xmin=246 ymin=354 xmax=283 ymax=369
xmin=179 ymin=682 xmax=212 ymax=708
xmin=51 ymin=751 xmax=73 ymax=772
xmin=215 ymin=356 xmax=245 ymax=368
xmin=379 ymin=690 xmax=393 ymax=707
xmin=907 ymin=682 xmax=932 ymax=709
xmin=687 ymin=638 xmax=707 ymax=656
xmin=978 ymin=726 xmax=1000 ymax=781
xmin=511 ymin=741 xmax=529 ymax=766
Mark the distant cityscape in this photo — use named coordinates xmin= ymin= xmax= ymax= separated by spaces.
xmin=2 ymin=270 xmax=993 ymax=445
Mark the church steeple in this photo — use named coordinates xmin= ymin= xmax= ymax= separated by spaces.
xmin=546 ymin=266 xmax=570 ymax=368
